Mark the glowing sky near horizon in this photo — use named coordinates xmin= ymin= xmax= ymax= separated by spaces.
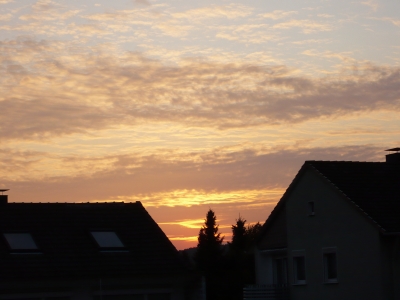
xmin=1 ymin=0 xmax=399 ymax=249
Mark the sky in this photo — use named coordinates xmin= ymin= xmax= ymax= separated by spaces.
xmin=0 ymin=0 xmax=399 ymax=250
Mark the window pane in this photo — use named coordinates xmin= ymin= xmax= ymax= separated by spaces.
xmin=274 ymin=258 xmax=288 ymax=285
xmin=91 ymin=231 xmax=124 ymax=248
xmin=325 ymin=253 xmax=337 ymax=280
xmin=294 ymin=256 xmax=306 ymax=281
xmin=3 ymin=233 xmax=38 ymax=250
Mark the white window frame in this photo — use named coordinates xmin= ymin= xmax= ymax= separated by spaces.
xmin=292 ymin=250 xmax=306 ymax=285
xmin=322 ymin=247 xmax=338 ymax=283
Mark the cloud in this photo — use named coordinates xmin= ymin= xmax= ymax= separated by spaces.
xmin=302 ymin=49 xmax=355 ymax=62
xmin=273 ymin=19 xmax=334 ymax=33
xmin=168 ymin=235 xmax=198 ymax=242
xmin=31 ymin=0 xmax=59 ymax=11
xmin=134 ymin=0 xmax=151 ymax=6
xmin=214 ymin=24 xmax=277 ymax=44
xmin=1 ymin=38 xmax=400 ymax=141
xmin=361 ymin=0 xmax=379 ymax=12
xmin=0 ymin=0 xmax=13 ymax=4
xmin=0 ymin=98 xmax=120 ymax=140
xmin=18 ymin=0 xmax=81 ymax=21
xmin=117 ymin=189 xmax=284 ymax=207
xmin=292 ymin=38 xmax=331 ymax=45
xmin=0 ymin=148 xmax=45 ymax=179
xmin=81 ymin=8 xmax=194 ymax=37
xmin=260 ymin=10 xmax=297 ymax=20
xmin=317 ymin=14 xmax=334 ymax=18
xmin=82 ymin=9 xmax=156 ymax=22
xmin=172 ymin=4 xmax=253 ymax=21
xmin=159 ymin=219 xmax=205 ymax=229
xmin=0 ymin=13 xmax=12 ymax=21
xmin=374 ymin=17 xmax=400 ymax=27
xmin=77 ymin=4 xmax=252 ymax=39
xmin=19 ymin=9 xmax=80 ymax=21
xmin=153 ymin=20 xmax=193 ymax=37
xmin=1 ymin=143 xmax=389 ymax=250
xmin=2 ymin=144 xmax=385 ymax=202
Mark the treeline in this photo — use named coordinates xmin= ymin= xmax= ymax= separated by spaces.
xmin=181 ymin=209 xmax=263 ymax=300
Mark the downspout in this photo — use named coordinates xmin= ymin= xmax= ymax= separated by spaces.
xmin=392 ymin=237 xmax=399 ymax=299
xmin=99 ymin=278 xmax=103 ymax=300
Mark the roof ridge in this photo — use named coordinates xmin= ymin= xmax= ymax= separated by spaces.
xmin=306 ymin=160 xmax=384 ymax=163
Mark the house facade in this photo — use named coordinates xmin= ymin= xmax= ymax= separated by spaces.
xmin=0 ymin=197 xmax=201 ymax=300
xmin=254 ymin=150 xmax=400 ymax=300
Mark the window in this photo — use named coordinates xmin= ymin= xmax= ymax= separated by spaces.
xmin=148 ymin=294 xmax=171 ymax=300
xmin=292 ymin=252 xmax=306 ymax=285
xmin=308 ymin=201 xmax=315 ymax=216
xmin=273 ymin=257 xmax=288 ymax=285
xmin=323 ymin=248 xmax=338 ymax=283
xmin=3 ymin=233 xmax=39 ymax=252
xmin=90 ymin=231 xmax=125 ymax=250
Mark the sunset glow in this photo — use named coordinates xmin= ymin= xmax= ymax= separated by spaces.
xmin=1 ymin=0 xmax=399 ymax=249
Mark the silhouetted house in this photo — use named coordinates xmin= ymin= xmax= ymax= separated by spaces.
xmin=0 ymin=197 xmax=200 ymax=300
xmin=251 ymin=149 xmax=400 ymax=299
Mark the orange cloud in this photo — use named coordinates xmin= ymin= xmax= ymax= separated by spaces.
xmin=1 ymin=38 xmax=400 ymax=142
xmin=273 ymin=19 xmax=334 ymax=33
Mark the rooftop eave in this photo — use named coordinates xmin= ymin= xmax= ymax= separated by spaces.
xmin=259 ymin=248 xmax=287 ymax=254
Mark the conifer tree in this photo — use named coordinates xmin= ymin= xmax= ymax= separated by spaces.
xmin=196 ymin=209 xmax=224 ymax=272
xmin=230 ymin=216 xmax=247 ymax=252
xmin=195 ymin=209 xmax=224 ymax=300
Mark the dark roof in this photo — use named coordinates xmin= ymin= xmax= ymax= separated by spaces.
xmin=0 ymin=202 xmax=186 ymax=281
xmin=307 ymin=160 xmax=400 ymax=233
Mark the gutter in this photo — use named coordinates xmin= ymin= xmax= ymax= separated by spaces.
xmin=260 ymin=248 xmax=287 ymax=254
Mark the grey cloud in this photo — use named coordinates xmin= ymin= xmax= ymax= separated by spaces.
xmin=134 ymin=0 xmax=151 ymax=6
xmin=0 ymin=98 xmax=125 ymax=140
xmin=2 ymin=145 xmax=385 ymax=203
xmin=1 ymin=38 xmax=400 ymax=140
xmin=0 ymin=148 xmax=43 ymax=173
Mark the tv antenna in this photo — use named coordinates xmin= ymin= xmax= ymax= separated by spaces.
xmin=0 ymin=189 xmax=9 ymax=195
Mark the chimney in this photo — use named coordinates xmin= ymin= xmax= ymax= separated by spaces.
xmin=0 ymin=189 xmax=9 ymax=205
xmin=385 ymin=148 xmax=400 ymax=163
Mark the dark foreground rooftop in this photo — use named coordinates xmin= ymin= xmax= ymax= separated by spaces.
xmin=0 ymin=201 xmax=185 ymax=281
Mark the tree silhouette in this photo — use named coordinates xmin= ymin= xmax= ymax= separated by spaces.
xmin=195 ymin=209 xmax=224 ymax=300
xmin=245 ymin=221 xmax=263 ymax=249
xmin=196 ymin=209 xmax=224 ymax=271
xmin=230 ymin=215 xmax=247 ymax=252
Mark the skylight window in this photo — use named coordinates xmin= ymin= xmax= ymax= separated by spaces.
xmin=3 ymin=233 xmax=39 ymax=251
xmin=91 ymin=231 xmax=125 ymax=249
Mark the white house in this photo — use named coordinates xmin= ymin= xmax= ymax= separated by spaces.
xmin=252 ymin=149 xmax=400 ymax=300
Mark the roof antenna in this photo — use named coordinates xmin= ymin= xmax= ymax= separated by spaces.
xmin=0 ymin=189 xmax=9 ymax=195
xmin=0 ymin=189 xmax=9 ymax=204
xmin=385 ymin=148 xmax=400 ymax=163
xmin=385 ymin=147 xmax=400 ymax=153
